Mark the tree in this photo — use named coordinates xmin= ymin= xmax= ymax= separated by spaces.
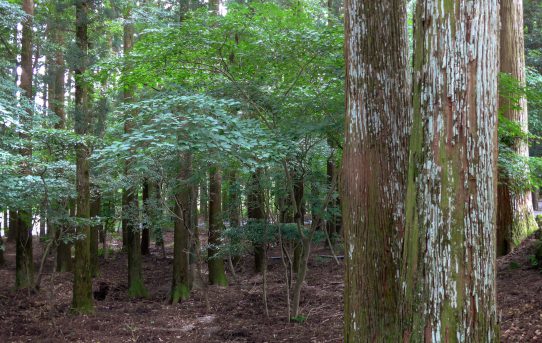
xmin=16 ymin=0 xmax=35 ymax=290
xmin=72 ymin=0 xmax=93 ymax=313
xmin=122 ymin=4 xmax=147 ymax=298
xmin=170 ymin=151 xmax=193 ymax=303
xmin=401 ymin=0 xmax=500 ymax=340
xmin=497 ymin=0 xmax=537 ymax=256
xmin=207 ymin=166 xmax=228 ymax=286
xmin=341 ymin=0 xmax=410 ymax=339
xmin=247 ymin=170 xmax=266 ymax=274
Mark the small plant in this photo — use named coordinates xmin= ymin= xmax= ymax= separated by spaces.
xmin=509 ymin=261 xmax=521 ymax=269
xmin=291 ymin=315 xmax=307 ymax=324
xmin=529 ymin=255 xmax=539 ymax=267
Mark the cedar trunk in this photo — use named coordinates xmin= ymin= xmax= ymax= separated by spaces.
xmin=342 ymin=0 xmax=411 ymax=340
xmin=401 ymin=0 xmax=499 ymax=340
xmin=141 ymin=181 xmax=150 ymax=255
xmin=171 ymin=152 xmax=193 ymax=303
xmin=208 ymin=167 xmax=227 ymax=286
xmin=247 ymin=170 xmax=266 ymax=274
xmin=16 ymin=0 xmax=35 ymax=290
xmin=72 ymin=0 xmax=93 ymax=313
xmin=497 ymin=0 xmax=537 ymax=256
xmin=122 ymin=11 xmax=147 ymax=298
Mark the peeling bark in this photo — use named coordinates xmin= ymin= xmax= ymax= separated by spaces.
xmin=401 ymin=0 xmax=500 ymax=340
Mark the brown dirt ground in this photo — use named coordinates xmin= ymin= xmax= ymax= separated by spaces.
xmin=0 ymin=231 xmax=540 ymax=343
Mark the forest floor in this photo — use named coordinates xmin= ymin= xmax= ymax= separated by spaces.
xmin=0 ymin=231 xmax=541 ymax=342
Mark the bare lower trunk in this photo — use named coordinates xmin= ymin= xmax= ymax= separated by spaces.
xmin=72 ymin=0 xmax=93 ymax=313
xmin=208 ymin=167 xmax=227 ymax=286
xmin=342 ymin=0 xmax=411 ymax=340
xmin=16 ymin=0 xmax=35 ymax=290
xmin=401 ymin=1 xmax=499 ymax=340
xmin=497 ymin=0 xmax=537 ymax=255
xmin=170 ymin=152 xmax=193 ymax=303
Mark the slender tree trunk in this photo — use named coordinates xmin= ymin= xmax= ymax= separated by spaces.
xmin=171 ymin=152 xmax=193 ymax=303
xmin=57 ymin=201 xmax=74 ymax=272
xmin=247 ymin=170 xmax=266 ymax=274
xmin=8 ymin=210 xmax=17 ymax=242
xmin=497 ymin=0 xmax=537 ymax=256
xmin=401 ymin=0 xmax=499 ymax=340
xmin=72 ymin=0 xmax=93 ymax=313
xmin=39 ymin=206 xmax=46 ymax=237
xmin=342 ymin=0 xmax=410 ymax=339
xmin=208 ymin=167 xmax=227 ymax=286
xmin=16 ymin=0 xmax=35 ymax=290
xmin=292 ymin=173 xmax=304 ymax=274
xmin=141 ymin=181 xmax=150 ymax=255
xmin=48 ymin=3 xmax=66 ymax=259
xmin=121 ymin=7 xmax=147 ymax=298
xmin=200 ymin=178 xmax=208 ymax=228
xmin=533 ymin=190 xmax=539 ymax=211
xmin=90 ymin=194 xmax=100 ymax=277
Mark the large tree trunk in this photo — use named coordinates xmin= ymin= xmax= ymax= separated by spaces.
xmin=497 ymin=0 xmax=537 ymax=256
xmin=401 ymin=0 xmax=499 ymax=340
xmin=170 ymin=152 xmax=193 ymax=303
xmin=208 ymin=167 xmax=227 ymax=286
xmin=342 ymin=0 xmax=410 ymax=340
xmin=47 ymin=4 xmax=66 ymax=263
xmin=122 ymin=10 xmax=147 ymax=298
xmin=16 ymin=0 xmax=35 ymax=290
xmin=247 ymin=170 xmax=266 ymax=274
xmin=72 ymin=0 xmax=93 ymax=313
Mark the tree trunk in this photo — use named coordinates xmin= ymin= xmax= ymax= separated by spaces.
xmin=16 ymin=0 xmax=35 ymax=290
xmin=72 ymin=0 xmax=93 ymax=313
xmin=122 ymin=10 xmax=147 ymax=298
xmin=171 ymin=152 xmax=193 ymax=303
xmin=247 ymin=170 xmax=266 ymax=274
xmin=208 ymin=167 xmax=228 ymax=286
xmin=292 ymin=173 xmax=304 ymax=274
xmin=141 ymin=181 xmax=150 ymax=255
xmin=39 ymin=206 xmax=46 ymax=237
xmin=200 ymin=178 xmax=208 ymax=228
xmin=342 ymin=0 xmax=410 ymax=340
xmin=90 ymin=194 xmax=100 ymax=277
xmin=7 ymin=210 xmax=17 ymax=242
xmin=497 ymin=0 xmax=537 ymax=256
xmin=533 ymin=190 xmax=539 ymax=211
xmin=401 ymin=0 xmax=499 ymax=340
xmin=56 ymin=201 xmax=74 ymax=272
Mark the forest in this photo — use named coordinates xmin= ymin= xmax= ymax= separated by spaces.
xmin=1 ymin=0 xmax=542 ymax=342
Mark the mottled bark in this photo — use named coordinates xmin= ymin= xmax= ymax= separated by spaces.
xmin=72 ymin=0 xmax=93 ymax=313
xmin=171 ymin=152 xmax=193 ymax=303
xmin=497 ymin=0 xmax=537 ymax=256
xmin=342 ymin=0 xmax=410 ymax=340
xmin=401 ymin=0 xmax=499 ymax=340
xmin=16 ymin=0 xmax=35 ymax=290
xmin=208 ymin=167 xmax=227 ymax=286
